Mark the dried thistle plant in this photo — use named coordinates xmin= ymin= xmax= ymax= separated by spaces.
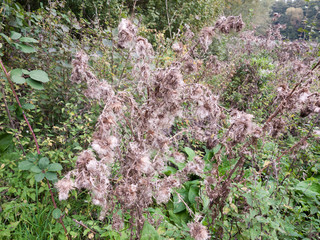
xmin=56 ymin=16 xmax=319 ymax=239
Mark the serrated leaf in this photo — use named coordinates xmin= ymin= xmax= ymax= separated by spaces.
xmin=11 ymin=75 xmax=26 ymax=84
xmin=16 ymin=44 xmax=36 ymax=53
xmin=10 ymin=68 xmax=22 ymax=77
xmin=26 ymin=78 xmax=44 ymax=90
xmin=10 ymin=31 xmax=21 ymax=40
xmin=141 ymin=221 xmax=160 ymax=240
xmin=45 ymin=172 xmax=57 ymax=181
xmin=30 ymin=165 xmax=42 ymax=173
xmin=19 ymin=37 xmax=38 ymax=43
xmin=29 ymin=70 xmax=50 ymax=83
xmin=47 ymin=163 xmax=63 ymax=172
xmin=52 ymin=208 xmax=62 ymax=219
xmin=18 ymin=161 xmax=34 ymax=170
xmin=38 ymin=157 xmax=50 ymax=169
xmin=35 ymin=173 xmax=45 ymax=182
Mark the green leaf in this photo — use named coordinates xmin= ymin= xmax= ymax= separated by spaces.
xmin=30 ymin=165 xmax=42 ymax=173
xmin=45 ymin=172 xmax=58 ymax=181
xmin=22 ymin=103 xmax=35 ymax=110
xmin=35 ymin=173 xmax=45 ymax=182
xmin=29 ymin=70 xmax=50 ymax=83
xmin=47 ymin=163 xmax=63 ymax=172
xmin=102 ymin=39 xmax=113 ymax=47
xmin=173 ymin=192 xmax=187 ymax=213
xmin=19 ymin=37 xmax=38 ymax=43
xmin=38 ymin=157 xmax=50 ymax=169
xmin=0 ymin=133 xmax=13 ymax=152
xmin=140 ymin=221 xmax=160 ymax=240
xmin=10 ymin=68 xmax=22 ymax=77
xmin=184 ymin=147 xmax=195 ymax=160
xmin=164 ymin=166 xmax=177 ymax=176
xmin=21 ymin=69 xmax=30 ymax=74
xmin=188 ymin=185 xmax=199 ymax=204
xmin=10 ymin=31 xmax=21 ymax=40
xmin=18 ymin=161 xmax=34 ymax=170
xmin=0 ymin=33 xmax=11 ymax=44
xmin=11 ymin=75 xmax=26 ymax=84
xmin=26 ymin=78 xmax=44 ymax=90
xmin=16 ymin=44 xmax=36 ymax=53
xmin=52 ymin=208 xmax=62 ymax=219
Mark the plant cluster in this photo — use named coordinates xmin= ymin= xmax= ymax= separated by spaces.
xmin=1 ymin=1 xmax=320 ymax=239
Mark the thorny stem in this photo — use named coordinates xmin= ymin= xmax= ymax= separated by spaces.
xmin=0 ymin=58 xmax=70 ymax=240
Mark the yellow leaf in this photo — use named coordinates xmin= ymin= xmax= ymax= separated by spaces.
xmin=230 ymin=203 xmax=238 ymax=213
xmin=223 ymin=206 xmax=230 ymax=215
xmin=263 ymin=161 xmax=271 ymax=168
xmin=88 ymin=233 xmax=94 ymax=239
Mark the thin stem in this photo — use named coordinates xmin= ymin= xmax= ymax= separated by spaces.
xmin=0 ymin=58 xmax=41 ymax=154
xmin=0 ymin=82 xmax=25 ymax=154
xmin=0 ymin=58 xmax=70 ymax=239
xmin=165 ymin=0 xmax=172 ymax=39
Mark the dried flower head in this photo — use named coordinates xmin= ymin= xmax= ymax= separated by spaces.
xmin=55 ymin=177 xmax=74 ymax=200
xmin=172 ymin=42 xmax=183 ymax=53
xmin=188 ymin=221 xmax=209 ymax=240
xmin=136 ymin=37 xmax=154 ymax=59
xmin=118 ymin=18 xmax=137 ymax=48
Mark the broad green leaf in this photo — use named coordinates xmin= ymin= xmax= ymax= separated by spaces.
xmin=26 ymin=78 xmax=44 ymax=90
xmin=22 ymin=69 xmax=30 ymax=74
xmin=0 ymin=43 xmax=2 ymax=49
xmin=52 ymin=208 xmax=62 ymax=219
xmin=39 ymin=157 xmax=50 ymax=169
xmin=10 ymin=68 xmax=22 ymax=77
xmin=18 ymin=161 xmax=34 ymax=170
xmin=30 ymin=165 xmax=42 ymax=173
xmin=173 ymin=192 xmax=187 ymax=213
xmin=45 ymin=172 xmax=58 ymax=181
xmin=35 ymin=173 xmax=45 ymax=182
xmin=19 ymin=37 xmax=38 ymax=43
xmin=22 ymin=103 xmax=35 ymax=110
xmin=140 ymin=221 xmax=160 ymax=240
xmin=11 ymin=75 xmax=26 ymax=84
xmin=10 ymin=31 xmax=21 ymax=40
xmin=47 ymin=163 xmax=63 ymax=172
xmin=16 ymin=44 xmax=36 ymax=53
xmin=188 ymin=185 xmax=199 ymax=204
xmin=29 ymin=70 xmax=50 ymax=83
xmin=184 ymin=147 xmax=196 ymax=160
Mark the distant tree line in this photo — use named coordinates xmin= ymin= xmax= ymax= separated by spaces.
xmin=270 ymin=0 xmax=320 ymax=41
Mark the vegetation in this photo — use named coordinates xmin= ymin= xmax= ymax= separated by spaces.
xmin=270 ymin=0 xmax=320 ymax=40
xmin=1 ymin=0 xmax=320 ymax=239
